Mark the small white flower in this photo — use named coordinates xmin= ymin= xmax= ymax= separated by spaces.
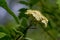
xmin=42 ymin=20 xmax=48 ymax=27
xmin=25 ymin=10 xmax=48 ymax=27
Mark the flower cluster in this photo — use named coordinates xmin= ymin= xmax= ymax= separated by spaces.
xmin=25 ymin=10 xmax=48 ymax=27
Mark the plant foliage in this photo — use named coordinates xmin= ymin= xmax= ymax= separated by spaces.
xmin=0 ymin=0 xmax=60 ymax=40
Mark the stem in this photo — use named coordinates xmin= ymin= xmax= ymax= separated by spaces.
xmin=16 ymin=20 xmax=32 ymax=40
xmin=40 ymin=26 xmax=56 ymax=40
xmin=3 ymin=6 xmax=20 ymax=24
xmin=24 ymin=23 xmax=32 ymax=38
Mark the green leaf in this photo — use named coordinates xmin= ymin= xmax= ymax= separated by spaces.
xmin=0 ymin=32 xmax=6 ymax=38
xmin=0 ymin=26 xmax=10 ymax=35
xmin=0 ymin=0 xmax=19 ymax=24
xmin=29 ymin=0 xmax=40 ymax=6
xmin=56 ymin=0 xmax=60 ymax=9
xmin=19 ymin=1 xmax=29 ymax=6
xmin=0 ymin=0 xmax=6 ymax=7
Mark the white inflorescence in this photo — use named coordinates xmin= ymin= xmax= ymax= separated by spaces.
xmin=25 ymin=10 xmax=48 ymax=27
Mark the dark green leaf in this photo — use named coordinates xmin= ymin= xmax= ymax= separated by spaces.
xmin=18 ymin=8 xmax=28 ymax=19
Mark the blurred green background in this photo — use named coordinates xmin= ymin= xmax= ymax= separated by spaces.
xmin=0 ymin=0 xmax=60 ymax=40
